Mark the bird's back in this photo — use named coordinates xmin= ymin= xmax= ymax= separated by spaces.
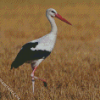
xmin=11 ymin=40 xmax=52 ymax=69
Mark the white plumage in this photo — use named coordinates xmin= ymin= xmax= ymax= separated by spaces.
xmin=30 ymin=34 xmax=57 ymax=51
xmin=11 ymin=8 xmax=72 ymax=94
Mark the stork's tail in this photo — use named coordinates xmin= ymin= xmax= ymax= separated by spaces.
xmin=11 ymin=61 xmax=19 ymax=69
xmin=11 ymin=61 xmax=15 ymax=69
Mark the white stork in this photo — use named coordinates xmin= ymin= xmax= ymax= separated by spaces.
xmin=11 ymin=8 xmax=72 ymax=93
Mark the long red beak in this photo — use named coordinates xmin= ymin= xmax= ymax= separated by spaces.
xmin=55 ymin=14 xmax=72 ymax=25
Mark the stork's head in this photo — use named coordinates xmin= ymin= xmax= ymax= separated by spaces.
xmin=46 ymin=8 xmax=57 ymax=17
xmin=46 ymin=8 xmax=72 ymax=25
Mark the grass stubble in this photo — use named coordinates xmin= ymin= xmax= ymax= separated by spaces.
xmin=0 ymin=3 xmax=100 ymax=100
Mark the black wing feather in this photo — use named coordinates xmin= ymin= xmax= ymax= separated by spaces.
xmin=11 ymin=42 xmax=51 ymax=69
xmin=11 ymin=42 xmax=38 ymax=69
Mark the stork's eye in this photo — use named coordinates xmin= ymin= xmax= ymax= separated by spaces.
xmin=51 ymin=11 xmax=55 ymax=13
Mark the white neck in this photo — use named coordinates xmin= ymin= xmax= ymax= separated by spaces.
xmin=46 ymin=14 xmax=57 ymax=35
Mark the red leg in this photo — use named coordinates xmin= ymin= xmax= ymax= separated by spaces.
xmin=31 ymin=67 xmax=37 ymax=80
xmin=31 ymin=66 xmax=38 ymax=94
xmin=31 ymin=64 xmax=47 ymax=87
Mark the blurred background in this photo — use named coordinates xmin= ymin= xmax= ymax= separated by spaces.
xmin=0 ymin=0 xmax=100 ymax=100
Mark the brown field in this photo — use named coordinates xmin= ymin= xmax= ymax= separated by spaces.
xmin=0 ymin=2 xmax=100 ymax=100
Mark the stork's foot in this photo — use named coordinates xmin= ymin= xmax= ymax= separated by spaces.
xmin=31 ymin=67 xmax=47 ymax=91
xmin=32 ymin=76 xmax=47 ymax=87
xmin=43 ymin=81 xmax=47 ymax=87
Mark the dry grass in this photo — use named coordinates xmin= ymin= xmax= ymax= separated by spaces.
xmin=0 ymin=2 xmax=100 ymax=100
